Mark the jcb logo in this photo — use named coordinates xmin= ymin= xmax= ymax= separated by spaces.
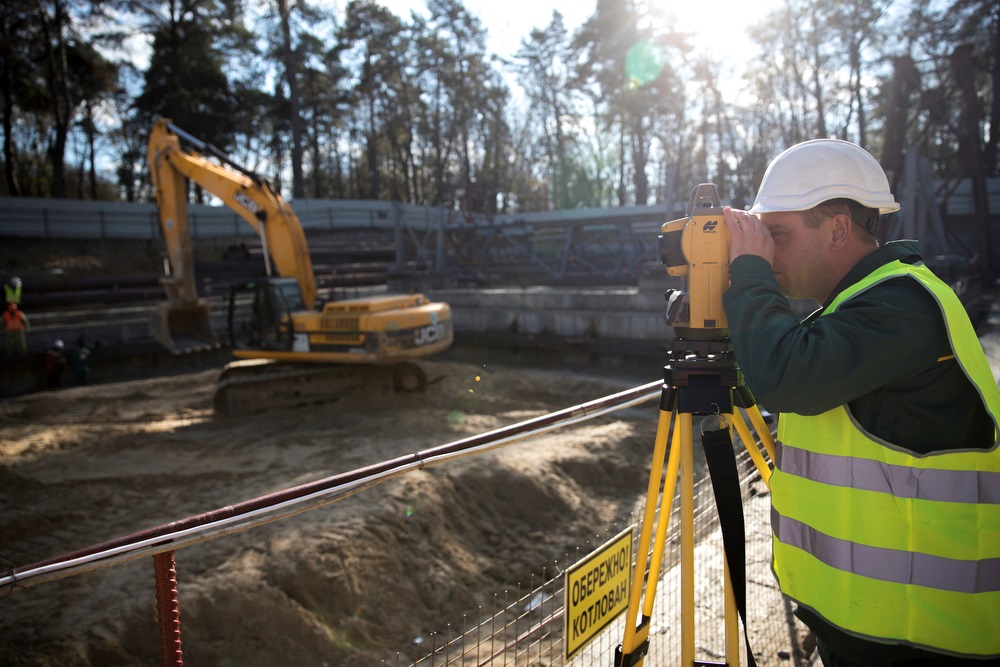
xmin=703 ymin=219 xmax=720 ymax=232
xmin=234 ymin=191 xmax=260 ymax=214
xmin=415 ymin=323 xmax=448 ymax=346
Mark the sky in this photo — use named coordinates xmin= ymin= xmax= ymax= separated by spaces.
xmin=373 ymin=0 xmax=778 ymax=70
xmin=376 ymin=0 xmax=593 ymax=56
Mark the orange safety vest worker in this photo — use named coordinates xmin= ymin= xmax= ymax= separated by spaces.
xmin=4 ymin=303 xmax=27 ymax=330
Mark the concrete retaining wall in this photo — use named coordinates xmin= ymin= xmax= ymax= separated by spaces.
xmin=435 ymin=286 xmax=673 ymax=351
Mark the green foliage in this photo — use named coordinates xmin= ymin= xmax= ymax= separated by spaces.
xmin=136 ymin=17 xmax=237 ymax=152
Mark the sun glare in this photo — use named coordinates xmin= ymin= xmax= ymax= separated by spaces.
xmin=365 ymin=0 xmax=776 ymax=97
xmin=371 ymin=0 xmax=774 ymax=62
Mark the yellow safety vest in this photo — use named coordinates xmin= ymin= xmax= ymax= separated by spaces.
xmin=772 ymin=260 xmax=1000 ymax=658
xmin=4 ymin=283 xmax=21 ymax=304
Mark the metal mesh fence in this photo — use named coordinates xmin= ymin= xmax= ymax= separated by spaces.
xmin=403 ymin=431 xmax=813 ymax=667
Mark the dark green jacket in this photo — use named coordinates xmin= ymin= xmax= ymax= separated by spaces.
xmin=723 ymin=239 xmax=996 ymax=664
xmin=724 ymin=240 xmax=992 ymax=454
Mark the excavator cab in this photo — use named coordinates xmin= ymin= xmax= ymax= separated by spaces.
xmin=227 ymin=277 xmax=302 ymax=352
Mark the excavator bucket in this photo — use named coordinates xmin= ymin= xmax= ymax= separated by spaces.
xmin=150 ymin=300 xmax=219 ymax=354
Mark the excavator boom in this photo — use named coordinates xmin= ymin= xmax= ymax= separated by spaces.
xmin=148 ymin=118 xmax=317 ymax=313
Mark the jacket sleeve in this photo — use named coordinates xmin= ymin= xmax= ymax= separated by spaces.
xmin=722 ymin=255 xmax=948 ymax=415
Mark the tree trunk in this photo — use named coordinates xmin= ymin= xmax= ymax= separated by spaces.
xmin=1 ymin=57 xmax=19 ymax=195
xmin=988 ymin=7 xmax=1000 ymax=175
xmin=851 ymin=41 xmax=866 ymax=147
xmin=811 ymin=41 xmax=827 ymax=137
xmin=277 ymin=0 xmax=304 ymax=199
xmin=630 ymin=115 xmax=648 ymax=205
xmin=40 ymin=0 xmax=73 ymax=198
xmin=951 ymin=44 xmax=993 ymax=279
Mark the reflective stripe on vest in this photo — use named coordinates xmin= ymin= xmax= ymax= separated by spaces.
xmin=772 ymin=260 xmax=1000 ymax=657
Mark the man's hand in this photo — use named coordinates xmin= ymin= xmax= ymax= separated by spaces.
xmin=725 ymin=206 xmax=774 ymax=266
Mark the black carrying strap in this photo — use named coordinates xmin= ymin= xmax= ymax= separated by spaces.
xmin=702 ymin=423 xmax=757 ymax=667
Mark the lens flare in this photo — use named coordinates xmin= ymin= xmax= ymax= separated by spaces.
xmin=625 ymin=39 xmax=667 ymax=88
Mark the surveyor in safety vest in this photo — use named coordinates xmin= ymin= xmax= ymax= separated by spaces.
xmin=722 ymin=138 xmax=1000 ymax=666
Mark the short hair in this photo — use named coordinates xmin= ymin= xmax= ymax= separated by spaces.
xmin=803 ymin=198 xmax=879 ymax=237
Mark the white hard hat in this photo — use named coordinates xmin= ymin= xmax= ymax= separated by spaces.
xmin=54 ymin=339 xmax=64 ymax=349
xmin=750 ymin=139 xmax=899 ymax=215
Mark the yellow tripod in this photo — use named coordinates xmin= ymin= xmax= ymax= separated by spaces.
xmin=615 ymin=336 xmax=776 ymax=667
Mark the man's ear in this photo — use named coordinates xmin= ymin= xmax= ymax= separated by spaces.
xmin=829 ymin=213 xmax=852 ymax=250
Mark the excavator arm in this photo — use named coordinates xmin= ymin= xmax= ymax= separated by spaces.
xmin=148 ymin=118 xmax=318 ymax=310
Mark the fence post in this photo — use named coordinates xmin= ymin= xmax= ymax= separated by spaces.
xmin=393 ymin=202 xmax=404 ymax=266
xmin=153 ymin=551 xmax=184 ymax=667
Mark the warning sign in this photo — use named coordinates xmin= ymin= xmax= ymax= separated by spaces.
xmin=564 ymin=526 xmax=633 ymax=660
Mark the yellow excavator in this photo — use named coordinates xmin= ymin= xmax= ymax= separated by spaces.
xmin=147 ymin=117 xmax=453 ymax=415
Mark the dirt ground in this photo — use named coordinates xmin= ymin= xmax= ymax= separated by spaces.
xmin=0 ymin=356 xmax=665 ymax=666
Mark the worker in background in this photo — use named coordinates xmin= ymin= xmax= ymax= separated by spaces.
xmin=3 ymin=302 xmax=29 ymax=355
xmin=4 ymin=276 xmax=22 ymax=306
xmin=71 ymin=334 xmax=92 ymax=386
xmin=722 ymin=138 xmax=1000 ymax=666
xmin=43 ymin=339 xmax=67 ymax=389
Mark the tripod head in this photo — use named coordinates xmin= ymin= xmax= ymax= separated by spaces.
xmin=659 ymin=183 xmax=730 ymax=339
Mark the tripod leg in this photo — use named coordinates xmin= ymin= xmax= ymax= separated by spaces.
xmin=744 ymin=404 xmax=777 ymax=462
xmin=642 ymin=416 xmax=684 ymax=618
xmin=680 ymin=412 xmax=695 ymax=666
xmin=724 ymin=556 xmax=740 ymax=665
xmin=731 ymin=409 xmax=772 ymax=487
xmin=618 ymin=405 xmax=683 ymax=667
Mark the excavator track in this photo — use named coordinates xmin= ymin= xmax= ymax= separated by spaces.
xmin=213 ymin=358 xmax=428 ymax=416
